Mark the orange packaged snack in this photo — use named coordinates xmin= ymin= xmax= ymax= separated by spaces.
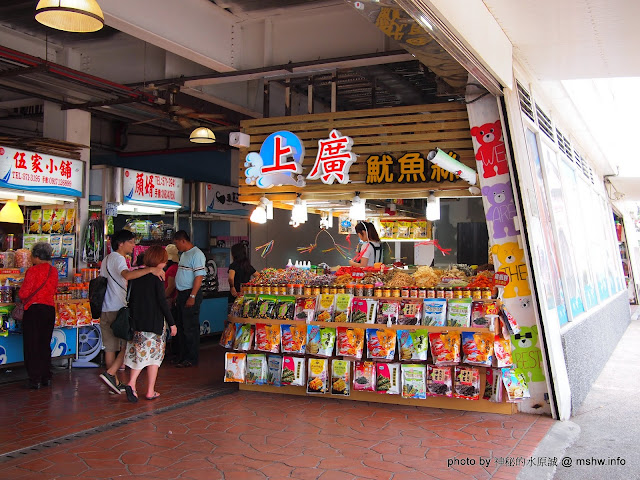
xmin=57 ymin=303 xmax=76 ymax=327
xmin=337 ymin=327 xmax=365 ymax=359
xmin=75 ymin=302 xmax=92 ymax=327
xmin=428 ymin=331 xmax=461 ymax=365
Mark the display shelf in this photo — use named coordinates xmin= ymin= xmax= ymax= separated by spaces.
xmin=228 ymin=316 xmax=492 ymax=332
xmin=239 ymin=382 xmax=516 ymax=414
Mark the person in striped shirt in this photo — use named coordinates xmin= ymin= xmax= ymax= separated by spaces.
xmin=172 ymin=230 xmax=206 ymax=367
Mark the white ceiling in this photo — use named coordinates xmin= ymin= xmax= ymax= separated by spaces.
xmin=483 ymin=0 xmax=640 ymax=202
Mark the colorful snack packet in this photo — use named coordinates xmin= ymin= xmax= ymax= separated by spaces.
xmin=494 ymin=335 xmax=513 ymax=367
xmin=274 ymin=296 xmax=296 ymax=320
xmin=446 ymin=298 xmax=473 ymax=327
xmin=230 ymin=297 xmax=244 ymax=317
xmin=315 ymin=294 xmax=336 ymax=322
xmin=246 ymin=354 xmax=268 ymax=385
xmin=397 ymin=329 xmax=414 ymax=361
xmin=317 ymin=327 xmax=336 ymax=357
xmin=333 ymin=294 xmax=353 ymax=323
xmin=401 ymin=364 xmax=427 ymax=399
xmin=398 ymin=300 xmax=422 ymax=325
xmin=454 ymin=366 xmax=481 ymax=400
xmin=281 ymin=356 xmax=306 ymax=386
xmin=376 ymin=300 xmax=400 ymax=325
xmin=429 ymin=331 xmax=461 ymax=365
xmin=470 ymin=300 xmax=498 ymax=328
xmin=307 ymin=358 xmax=329 ymax=394
xmin=502 ymin=368 xmax=531 ymax=402
xmin=366 ymin=328 xmax=397 ymax=360
xmin=427 ymin=364 xmax=453 ymax=397
xmin=255 ymin=323 xmax=281 ymax=353
xmin=336 ymin=327 xmax=365 ymax=358
xmin=423 ymin=298 xmax=448 ymax=326
xmin=461 ymin=331 xmax=494 ymax=367
xmin=280 ymin=324 xmax=306 ymax=354
xmin=410 ymin=329 xmax=430 ymax=361
xmin=331 ymin=359 xmax=351 ymax=396
xmin=350 ymin=298 xmax=378 ymax=323
xmin=294 ymin=297 xmax=317 ymax=322
xmin=224 ymin=352 xmax=246 ymax=383
xmin=353 ymin=361 xmax=376 ymax=392
xmin=376 ymin=362 xmax=400 ymax=395
xmin=233 ymin=323 xmax=254 ymax=351
xmin=266 ymin=355 xmax=283 ymax=386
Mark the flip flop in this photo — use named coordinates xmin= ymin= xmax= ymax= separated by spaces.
xmin=146 ymin=392 xmax=161 ymax=401
xmin=124 ymin=385 xmax=138 ymax=403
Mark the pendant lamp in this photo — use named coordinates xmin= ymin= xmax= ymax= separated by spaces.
xmin=190 ymin=127 xmax=216 ymax=144
xmin=35 ymin=0 xmax=105 ymax=33
xmin=0 ymin=200 xmax=24 ymax=224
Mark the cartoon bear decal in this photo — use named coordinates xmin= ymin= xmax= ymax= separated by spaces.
xmin=471 ymin=120 xmax=508 ymax=178
xmin=482 ymin=181 xmax=519 ymax=239
xmin=491 ymin=242 xmax=531 ymax=298
xmin=511 ymin=325 xmax=546 ymax=383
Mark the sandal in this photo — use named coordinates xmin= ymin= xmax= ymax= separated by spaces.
xmin=124 ymin=385 xmax=138 ymax=403
xmin=146 ymin=392 xmax=161 ymax=401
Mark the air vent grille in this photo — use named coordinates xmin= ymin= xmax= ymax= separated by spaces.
xmin=517 ymin=82 xmax=535 ymax=122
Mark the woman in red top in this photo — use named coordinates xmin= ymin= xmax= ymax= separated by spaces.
xmin=19 ymin=242 xmax=58 ymax=389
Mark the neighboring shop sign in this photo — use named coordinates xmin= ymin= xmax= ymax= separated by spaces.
xmin=205 ymin=183 xmax=247 ymax=212
xmin=123 ymin=169 xmax=182 ymax=209
xmin=365 ymin=153 xmax=465 ymax=185
xmin=245 ymin=129 xmax=357 ymax=188
xmin=0 ymin=146 xmax=84 ymax=197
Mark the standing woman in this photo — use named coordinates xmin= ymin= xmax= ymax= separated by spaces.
xmin=20 ymin=242 xmax=58 ymax=389
xmin=349 ymin=221 xmax=383 ymax=268
xmin=124 ymin=245 xmax=177 ymax=402
xmin=228 ymin=243 xmax=256 ymax=298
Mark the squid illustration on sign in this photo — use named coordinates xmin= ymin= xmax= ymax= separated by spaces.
xmin=307 ymin=129 xmax=357 ymax=184
xmin=245 ymin=131 xmax=306 ymax=188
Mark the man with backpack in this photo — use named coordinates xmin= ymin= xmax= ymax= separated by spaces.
xmin=98 ymin=230 xmax=165 ymax=394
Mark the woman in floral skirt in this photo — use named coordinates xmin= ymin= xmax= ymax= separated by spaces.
xmin=124 ymin=245 xmax=177 ymax=402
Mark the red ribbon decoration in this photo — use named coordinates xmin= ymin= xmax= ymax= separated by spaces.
xmin=414 ymin=240 xmax=452 ymax=255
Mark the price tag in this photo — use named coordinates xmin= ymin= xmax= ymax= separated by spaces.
xmin=351 ymin=268 xmax=365 ymax=280
xmin=493 ymin=271 xmax=510 ymax=287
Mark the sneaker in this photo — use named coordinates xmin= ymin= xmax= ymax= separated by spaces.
xmin=99 ymin=373 xmax=122 ymax=394
xmin=117 ymin=383 xmax=127 ymax=393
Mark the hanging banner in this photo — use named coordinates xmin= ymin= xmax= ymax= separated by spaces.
xmin=205 ymin=183 xmax=249 ymax=214
xmin=122 ymin=169 xmax=183 ymax=209
xmin=0 ymin=146 xmax=84 ymax=197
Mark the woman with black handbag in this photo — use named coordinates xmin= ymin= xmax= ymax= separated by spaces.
xmin=123 ymin=245 xmax=177 ymax=402
xmin=19 ymin=242 xmax=58 ymax=389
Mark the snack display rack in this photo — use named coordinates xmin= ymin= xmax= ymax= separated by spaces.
xmin=225 ymin=292 xmax=519 ymax=414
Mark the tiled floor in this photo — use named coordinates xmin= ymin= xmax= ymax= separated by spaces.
xmin=0 ymin=343 xmax=554 ymax=479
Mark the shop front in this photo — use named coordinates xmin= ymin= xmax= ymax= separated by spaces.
xmin=0 ymin=145 xmax=85 ymax=366
xmin=218 ymin=103 xmax=539 ymax=414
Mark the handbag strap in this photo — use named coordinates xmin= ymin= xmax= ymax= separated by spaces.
xmin=21 ymin=265 xmax=54 ymax=305
xmin=125 ymin=282 xmax=131 ymax=306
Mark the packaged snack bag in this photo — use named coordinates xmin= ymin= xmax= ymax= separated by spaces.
xmin=423 ymin=298 xmax=447 ymax=326
xmin=246 ymin=354 xmax=268 ymax=385
xmin=241 ymin=294 xmax=257 ymax=318
xmin=315 ymin=294 xmax=336 ymax=322
xmin=376 ymin=300 xmax=400 ymax=325
xmin=446 ymin=298 xmax=473 ymax=327
xmin=336 ymin=327 xmax=365 ymax=358
xmin=376 ymin=362 xmax=400 ymax=395
xmin=401 ymin=364 xmax=427 ymax=399
xmin=429 ymin=331 xmax=461 ymax=365
xmin=75 ymin=302 xmax=92 ymax=326
xmin=350 ymin=298 xmax=378 ymax=323
xmin=220 ymin=322 xmax=236 ymax=348
xmin=49 ymin=234 xmax=63 ymax=257
xmin=267 ymin=355 xmax=283 ymax=386
xmin=306 ymin=325 xmax=321 ymax=355
xmin=51 ymin=208 xmax=65 ymax=234
xmin=427 ymin=365 xmax=453 ymax=397
xmin=29 ymin=209 xmax=42 ymax=234
xmin=483 ymin=368 xmax=502 ymax=402
xmin=398 ymin=300 xmax=422 ymax=325
xmin=255 ymin=323 xmax=281 ymax=353
xmin=307 ymin=358 xmax=329 ymax=394
xmin=471 ymin=300 xmax=498 ymax=328
xmin=410 ymin=329 xmax=430 ymax=361
xmin=274 ymin=296 xmax=296 ymax=320
xmin=353 ymin=361 xmax=376 ymax=392
xmin=461 ymin=331 xmax=494 ymax=367
xmin=294 ymin=297 xmax=317 ymax=322
xmin=331 ymin=359 xmax=351 ymax=396
xmin=454 ymin=366 xmax=481 ymax=400
xmin=397 ymin=330 xmax=414 ymax=361
xmin=57 ymin=303 xmax=76 ymax=327
xmin=23 ymin=235 xmax=38 ymax=252
xmin=282 ymin=356 xmax=306 ymax=386
xmin=42 ymin=209 xmax=54 ymax=234
xmin=233 ymin=323 xmax=254 ymax=351
xmin=317 ymin=327 xmax=336 ymax=357
xmin=224 ymin=352 xmax=246 ymax=382
xmin=256 ymin=295 xmax=278 ymax=319
xmin=230 ymin=297 xmax=244 ymax=317
xmin=502 ymin=368 xmax=530 ymax=402
xmin=333 ymin=294 xmax=353 ymax=323
xmin=494 ymin=335 xmax=513 ymax=367
xmin=500 ymin=305 xmax=521 ymax=335
xmin=64 ymin=208 xmax=76 ymax=234
xmin=280 ymin=324 xmax=306 ymax=354
xmin=61 ymin=234 xmax=75 ymax=258
xmin=366 ymin=328 xmax=396 ymax=360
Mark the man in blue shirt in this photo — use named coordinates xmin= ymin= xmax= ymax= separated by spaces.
xmin=173 ymin=230 xmax=207 ymax=367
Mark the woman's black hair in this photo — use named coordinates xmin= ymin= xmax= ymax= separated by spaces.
xmin=354 ymin=221 xmax=380 ymax=242
xmin=231 ymin=242 xmax=251 ymax=271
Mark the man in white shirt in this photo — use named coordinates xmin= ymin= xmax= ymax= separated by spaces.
xmin=98 ymin=230 xmax=165 ymax=394
xmin=173 ymin=230 xmax=206 ymax=368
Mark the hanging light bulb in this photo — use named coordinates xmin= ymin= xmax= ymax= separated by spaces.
xmin=426 ymin=192 xmax=440 ymax=221
xmin=250 ymin=196 xmax=273 ymax=224
xmin=0 ymin=200 xmax=24 ymax=224
xmin=189 ymin=126 xmax=216 ymax=143
xmin=35 ymin=0 xmax=104 ymax=33
xmin=291 ymin=194 xmax=308 ymax=224
xmin=349 ymin=192 xmax=366 ymax=221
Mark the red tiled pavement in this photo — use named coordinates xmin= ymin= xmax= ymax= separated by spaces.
xmin=0 ymin=342 xmax=555 ymax=479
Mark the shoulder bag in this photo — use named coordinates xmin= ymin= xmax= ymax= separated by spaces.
xmin=111 ymin=282 xmax=133 ymax=341
xmin=12 ymin=265 xmax=55 ymax=322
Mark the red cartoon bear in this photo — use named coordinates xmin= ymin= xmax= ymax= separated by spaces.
xmin=470 ymin=120 xmax=508 ymax=178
